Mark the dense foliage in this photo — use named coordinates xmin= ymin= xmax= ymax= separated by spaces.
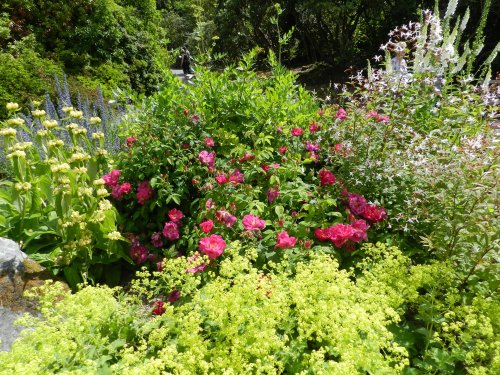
xmin=0 ymin=0 xmax=169 ymax=118
xmin=0 ymin=2 xmax=498 ymax=373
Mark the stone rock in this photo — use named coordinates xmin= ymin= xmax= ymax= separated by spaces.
xmin=0 ymin=237 xmax=68 ymax=351
xmin=0 ymin=237 xmax=27 ymax=275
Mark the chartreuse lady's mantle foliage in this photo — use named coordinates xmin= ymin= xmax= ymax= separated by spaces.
xmin=0 ymin=243 xmax=442 ymax=374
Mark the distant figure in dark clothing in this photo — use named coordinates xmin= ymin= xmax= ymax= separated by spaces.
xmin=180 ymin=46 xmax=192 ymax=75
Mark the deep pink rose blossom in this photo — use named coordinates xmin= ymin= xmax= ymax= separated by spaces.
xmin=242 ymin=214 xmax=266 ymax=231
xmin=167 ymin=290 xmax=181 ymax=303
xmin=319 ymin=169 xmax=336 ymax=186
xmin=152 ymin=300 xmax=166 ymax=315
xmin=199 ymin=234 xmax=226 ymax=260
xmin=278 ymin=146 xmax=287 ymax=154
xmin=198 ymin=150 xmax=215 ymax=168
xmin=204 ymin=137 xmax=215 ymax=147
xmin=137 ymin=181 xmax=154 ymax=205
xmin=215 ymin=174 xmax=229 ymax=185
xmin=151 ymin=232 xmax=164 ymax=248
xmin=216 ymin=210 xmax=237 ymax=227
xmin=168 ymin=208 xmax=184 ymax=223
xmin=361 ymin=204 xmax=387 ymax=222
xmin=102 ymin=169 xmax=121 ymax=187
xmin=291 ymin=128 xmax=304 ymax=136
xmin=200 ymin=219 xmax=214 ymax=233
xmin=309 ymin=121 xmax=320 ymax=133
xmin=126 ymin=137 xmax=137 ymax=147
xmin=130 ymin=243 xmax=149 ymax=264
xmin=347 ymin=193 xmax=368 ymax=216
xmin=328 ymin=223 xmax=355 ymax=248
xmin=306 ymin=142 xmax=320 ymax=152
xmin=336 ymin=108 xmax=347 ymax=120
xmin=350 ymin=219 xmax=370 ymax=242
xmin=314 ymin=228 xmax=330 ymax=242
xmin=163 ymin=221 xmax=180 ymax=241
xmin=275 ymin=231 xmax=297 ymax=249
xmin=267 ymin=187 xmax=280 ymax=204
xmin=229 ymin=169 xmax=244 ymax=184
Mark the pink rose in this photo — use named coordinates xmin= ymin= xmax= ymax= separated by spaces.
xmin=198 ymin=150 xmax=215 ymax=168
xmin=199 ymin=234 xmax=226 ymax=260
xmin=328 ymin=223 xmax=355 ymax=248
xmin=167 ymin=290 xmax=181 ymax=303
xmin=242 ymin=214 xmax=266 ymax=231
xmin=309 ymin=121 xmax=320 ymax=132
xmin=347 ymin=193 xmax=367 ymax=216
xmin=291 ymin=128 xmax=304 ymax=136
xmin=376 ymin=115 xmax=390 ymax=123
xmin=215 ymin=210 xmax=237 ymax=227
xmin=306 ymin=142 xmax=320 ymax=152
xmin=204 ymin=137 xmax=215 ymax=147
xmin=239 ymin=153 xmax=255 ymax=163
xmin=200 ymin=219 xmax=214 ymax=233
xmin=275 ymin=231 xmax=297 ymax=249
xmin=130 ymin=243 xmax=149 ymax=264
xmin=102 ymin=169 xmax=121 ymax=187
xmin=205 ymin=199 xmax=215 ymax=210
xmin=314 ymin=228 xmax=330 ymax=242
xmin=278 ymin=146 xmax=287 ymax=154
xmin=336 ymin=108 xmax=347 ymax=120
xmin=350 ymin=219 xmax=370 ymax=242
xmin=319 ymin=169 xmax=336 ymax=186
xmin=151 ymin=232 xmax=164 ymax=248
xmin=163 ymin=221 xmax=180 ymax=241
xmin=137 ymin=181 xmax=154 ymax=205
xmin=152 ymin=300 xmax=165 ymax=315
xmin=361 ymin=204 xmax=387 ymax=222
xmin=168 ymin=208 xmax=184 ymax=223
xmin=126 ymin=137 xmax=137 ymax=147
xmin=229 ymin=169 xmax=244 ymax=184
xmin=267 ymin=187 xmax=280 ymax=204
xmin=215 ymin=174 xmax=229 ymax=185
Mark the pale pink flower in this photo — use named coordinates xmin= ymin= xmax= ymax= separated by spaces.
xmin=204 ymin=137 xmax=215 ymax=147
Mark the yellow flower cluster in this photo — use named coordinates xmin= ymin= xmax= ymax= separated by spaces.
xmin=7 ymin=118 xmax=25 ymax=127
